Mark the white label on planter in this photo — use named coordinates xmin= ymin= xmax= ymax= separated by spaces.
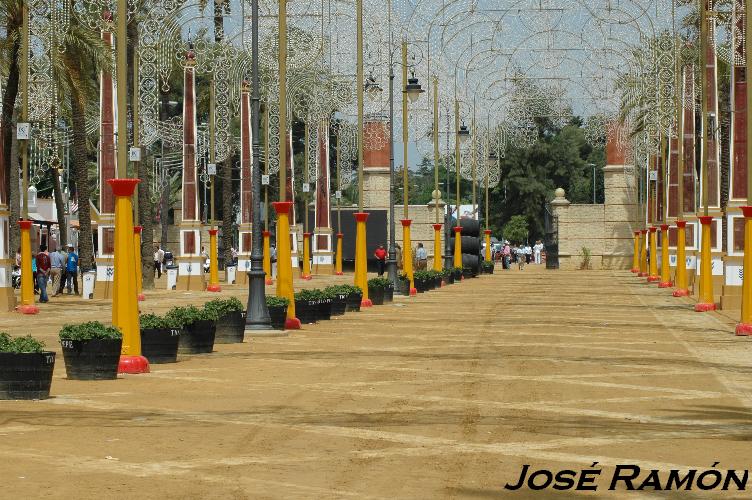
xmin=170 ymin=329 xmax=181 ymax=336
xmin=61 ymin=340 xmax=75 ymax=349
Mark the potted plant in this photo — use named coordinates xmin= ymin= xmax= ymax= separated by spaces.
xmin=166 ymin=305 xmax=217 ymax=354
xmin=325 ymin=285 xmax=349 ymax=315
xmin=266 ymin=296 xmax=290 ymax=329
xmin=205 ymin=297 xmax=245 ymax=344
xmin=396 ymin=272 xmax=410 ymax=295
xmin=452 ymin=266 xmax=463 ymax=281
xmin=463 ymin=266 xmax=474 ymax=279
xmin=59 ymin=322 xmax=122 ymax=380
xmin=294 ymin=288 xmax=321 ymax=324
xmin=482 ymin=260 xmax=495 ymax=274
xmin=383 ymin=279 xmax=394 ymax=302
xmin=140 ymin=313 xmax=181 ymax=364
xmin=430 ymin=270 xmax=443 ymax=288
xmin=441 ymin=268 xmax=454 ymax=285
xmin=413 ymin=271 xmax=429 ymax=293
xmin=318 ymin=288 xmax=335 ymax=320
xmin=0 ymin=333 xmax=55 ymax=400
xmin=367 ymin=277 xmax=391 ymax=305
xmin=345 ymin=285 xmax=363 ymax=312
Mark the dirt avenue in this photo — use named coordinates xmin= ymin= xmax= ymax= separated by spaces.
xmin=2 ymin=267 xmax=751 ymax=498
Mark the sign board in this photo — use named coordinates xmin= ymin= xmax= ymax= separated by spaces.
xmin=335 ymin=190 xmax=342 ymax=199
xmin=302 ymin=183 xmax=310 ymax=193
xmin=648 ymin=170 xmax=657 ymax=181
xmin=207 ymin=163 xmax=217 ymax=175
xmin=129 ymin=147 xmax=141 ymax=161
xmin=261 ymin=174 xmax=270 ymax=185
xmin=17 ymin=123 xmax=30 ymax=140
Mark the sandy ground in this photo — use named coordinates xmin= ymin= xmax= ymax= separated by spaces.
xmin=1 ymin=266 xmax=752 ymax=499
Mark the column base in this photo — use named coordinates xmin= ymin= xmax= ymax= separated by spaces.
xmin=658 ymin=281 xmax=673 ymax=288
xmin=265 ymin=278 xmax=274 ymax=285
xmin=118 ymin=355 xmax=150 ymax=374
xmin=630 ymin=268 xmax=640 ymax=273
xmin=285 ymin=317 xmax=302 ymax=330
xmin=16 ymin=304 xmax=39 ymax=315
xmin=694 ymin=302 xmax=717 ymax=312
xmin=206 ymin=284 xmax=222 ymax=292
xmin=638 ymin=272 xmax=648 ymax=277
xmin=735 ymin=323 xmax=752 ymax=336
xmin=673 ymin=289 xmax=690 ymax=297
xmin=137 ymin=294 xmax=146 ymax=301
xmin=647 ymin=275 xmax=660 ymax=282
xmin=361 ymin=299 xmax=373 ymax=308
xmin=335 ymin=271 xmax=344 ymax=276
xmin=301 ymin=274 xmax=313 ymax=281
xmin=410 ymin=288 xmax=417 ymax=296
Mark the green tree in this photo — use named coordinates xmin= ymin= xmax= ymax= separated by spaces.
xmin=503 ymin=215 xmax=529 ymax=244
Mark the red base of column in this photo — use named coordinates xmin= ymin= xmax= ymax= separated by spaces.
xmin=265 ymin=278 xmax=274 ymax=285
xmin=16 ymin=305 xmax=39 ymax=315
xmin=335 ymin=272 xmax=344 ymax=276
xmin=735 ymin=323 xmax=752 ymax=336
xmin=630 ymin=268 xmax=640 ymax=273
xmin=658 ymin=281 xmax=673 ymax=288
xmin=206 ymin=285 xmax=221 ymax=292
xmin=638 ymin=272 xmax=648 ymax=277
xmin=409 ymin=288 xmax=417 ymax=296
xmin=672 ymin=289 xmax=690 ymax=297
xmin=647 ymin=275 xmax=660 ymax=282
xmin=302 ymin=275 xmax=313 ymax=281
xmin=694 ymin=303 xmax=716 ymax=312
xmin=137 ymin=293 xmax=146 ymax=301
xmin=361 ymin=299 xmax=373 ymax=308
xmin=118 ymin=355 xmax=150 ymax=374
xmin=284 ymin=318 xmax=301 ymax=330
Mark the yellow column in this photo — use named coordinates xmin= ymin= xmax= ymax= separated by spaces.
xmin=453 ymin=226 xmax=463 ymax=277
xmin=736 ymin=207 xmax=752 ymax=334
xmin=647 ymin=227 xmax=659 ymax=282
xmin=631 ymin=231 xmax=640 ymax=273
xmin=658 ymin=224 xmax=672 ymax=287
xmin=354 ymin=213 xmax=371 ymax=306
xmin=639 ymin=229 xmax=648 ymax=277
xmin=273 ymin=201 xmax=300 ymax=329
xmin=301 ymin=233 xmax=312 ymax=280
xmin=17 ymin=220 xmax=38 ymax=314
xmin=134 ymin=226 xmax=145 ymax=300
xmin=402 ymin=220 xmax=416 ymax=296
xmin=207 ymin=229 xmax=221 ymax=292
xmin=484 ymin=229 xmax=492 ymax=262
xmin=673 ymin=221 xmax=690 ymax=296
xmin=109 ymin=179 xmax=148 ymax=374
xmin=335 ymin=233 xmax=344 ymax=275
xmin=263 ymin=230 xmax=273 ymax=285
xmin=695 ymin=216 xmax=716 ymax=311
xmin=433 ymin=224 xmax=444 ymax=271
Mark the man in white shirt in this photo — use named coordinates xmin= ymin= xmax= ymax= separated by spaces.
xmin=415 ymin=243 xmax=428 ymax=270
xmin=154 ymin=245 xmax=165 ymax=278
xmin=533 ymin=241 xmax=544 ymax=264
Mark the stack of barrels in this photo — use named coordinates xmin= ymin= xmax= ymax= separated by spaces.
xmin=448 ymin=218 xmax=481 ymax=277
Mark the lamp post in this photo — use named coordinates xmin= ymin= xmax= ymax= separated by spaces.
xmin=385 ymin=1 xmax=397 ymax=287
xmin=431 ymin=75 xmax=443 ymax=273
xmin=484 ymin=150 xmax=496 ymax=262
xmin=245 ymin=0 xmax=272 ymax=332
xmin=737 ymin=0 xmax=752 ymax=334
xmin=453 ymin=101 xmax=470 ymax=271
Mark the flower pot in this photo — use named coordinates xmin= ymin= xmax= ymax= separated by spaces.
xmin=368 ymin=286 xmax=385 ymax=305
xmin=214 ymin=310 xmax=245 ymax=344
xmin=346 ymin=291 xmax=362 ymax=312
xmin=452 ymin=269 xmax=463 ymax=281
xmin=141 ymin=328 xmax=180 ymax=363
xmin=178 ymin=320 xmax=216 ymax=354
xmin=396 ymin=278 xmax=410 ymax=296
xmin=295 ymin=299 xmax=318 ymax=324
xmin=0 ymin=351 xmax=55 ymax=400
xmin=61 ymin=338 xmax=122 ymax=380
xmin=317 ymin=299 xmax=333 ymax=320
xmin=443 ymin=274 xmax=454 ymax=285
xmin=384 ymin=286 xmax=394 ymax=303
xmin=484 ymin=265 xmax=494 ymax=275
xmin=414 ymin=278 xmax=426 ymax=293
xmin=331 ymin=294 xmax=348 ymax=315
xmin=463 ymin=268 xmax=473 ymax=279
xmin=268 ymin=304 xmax=288 ymax=329
xmin=434 ymin=276 xmax=442 ymax=288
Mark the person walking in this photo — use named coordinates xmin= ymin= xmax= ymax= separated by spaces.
xmin=154 ymin=244 xmax=165 ymax=279
xmin=36 ymin=245 xmax=51 ymax=303
xmin=65 ymin=244 xmax=79 ymax=294
xmin=502 ymin=241 xmax=511 ymax=270
xmin=50 ymin=246 xmax=65 ymax=296
xmin=374 ymin=244 xmax=387 ymax=276
xmin=516 ymin=244 xmax=526 ymax=270
xmin=56 ymin=246 xmax=69 ymax=295
xmin=415 ymin=242 xmax=428 ymax=270
xmin=396 ymin=243 xmax=403 ymax=271
xmin=270 ymin=243 xmax=278 ymax=278
xmin=533 ymin=240 xmax=544 ymax=264
xmin=524 ymin=244 xmax=532 ymax=265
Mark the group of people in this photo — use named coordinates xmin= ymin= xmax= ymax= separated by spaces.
xmin=496 ymin=240 xmax=545 ymax=270
xmin=372 ymin=242 xmax=430 ymax=276
xmin=16 ymin=244 xmax=80 ymax=302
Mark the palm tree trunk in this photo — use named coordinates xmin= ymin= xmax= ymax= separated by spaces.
xmin=138 ymin=160 xmax=154 ymax=288
xmin=221 ymin=159 xmax=233 ymax=263
xmin=2 ymin=19 xmax=21 ymax=255
xmin=8 ymin=116 xmax=20 ymax=255
xmin=159 ymin=89 xmax=170 ymax=248
xmin=50 ymin=165 xmax=67 ymax=247
xmin=70 ymin=87 xmax=94 ymax=270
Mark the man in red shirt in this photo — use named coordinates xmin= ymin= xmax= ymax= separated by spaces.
xmin=36 ymin=245 xmax=51 ymax=303
xmin=374 ymin=244 xmax=387 ymax=277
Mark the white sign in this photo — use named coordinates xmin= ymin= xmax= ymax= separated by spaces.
xmin=335 ymin=190 xmax=342 ymax=199
xmin=129 ymin=147 xmax=141 ymax=161
xmin=302 ymin=183 xmax=310 ymax=193
xmin=261 ymin=174 xmax=270 ymax=186
xmin=649 ymin=170 xmax=657 ymax=181
xmin=17 ymin=123 xmax=30 ymax=140
xmin=207 ymin=163 xmax=217 ymax=175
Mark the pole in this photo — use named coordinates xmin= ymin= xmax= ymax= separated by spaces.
xmin=354 ymin=0 xmax=371 ymax=306
xmin=737 ymin=0 xmax=752 ymax=333
xmin=207 ymin=78 xmax=220 ymax=292
xmin=432 ymin=75 xmax=442 ymax=272
xmin=453 ymin=99 xmax=463 ymax=270
xmin=673 ymin=34 xmax=689 ymax=295
xmin=386 ymin=0 xmax=397 ymax=286
xmin=301 ymin=122 xmax=312 ymax=280
xmin=246 ymin=0 xmax=272 ymax=331
xmin=400 ymin=40 xmax=414 ymax=295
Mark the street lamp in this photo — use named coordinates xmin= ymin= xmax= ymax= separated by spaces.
xmin=405 ymin=72 xmax=424 ymax=103
xmin=365 ymin=72 xmax=383 ymax=100
xmin=451 ymin=105 xmax=470 ymax=271
xmin=458 ymin=122 xmax=470 ymax=144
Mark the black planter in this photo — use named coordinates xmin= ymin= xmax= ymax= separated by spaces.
xmin=434 ymin=276 xmax=442 ymax=288
xmin=331 ymin=294 xmax=348 ymax=315
xmin=179 ymin=320 xmax=216 ymax=354
xmin=346 ymin=292 xmax=362 ymax=312
xmin=0 ymin=352 xmax=55 ymax=400
xmin=384 ymin=286 xmax=394 ymax=303
xmin=317 ymin=299 xmax=333 ymax=321
xmin=295 ymin=299 xmax=318 ymax=324
xmin=268 ymin=305 xmax=288 ymax=329
xmin=368 ymin=286 xmax=385 ymax=305
xmin=452 ymin=269 xmax=463 ymax=281
xmin=214 ymin=311 xmax=245 ymax=344
xmin=443 ymin=273 xmax=454 ymax=285
xmin=61 ymin=338 xmax=122 ymax=380
xmin=463 ymin=267 xmax=474 ymax=279
xmin=483 ymin=264 xmax=495 ymax=275
xmin=396 ymin=278 xmax=410 ymax=296
xmin=414 ymin=278 xmax=426 ymax=293
xmin=141 ymin=328 xmax=180 ymax=363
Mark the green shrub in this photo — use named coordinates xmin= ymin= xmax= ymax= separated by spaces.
xmin=266 ymin=295 xmax=289 ymax=307
xmin=0 ymin=332 xmax=46 ymax=353
xmin=165 ymin=305 xmax=217 ymax=327
xmin=204 ymin=297 xmax=244 ymax=318
xmin=482 ymin=260 xmax=494 ymax=270
xmin=440 ymin=268 xmax=452 ymax=277
xmin=139 ymin=313 xmax=182 ymax=330
xmin=452 ymin=266 xmax=463 ymax=273
xmin=294 ymin=288 xmax=326 ymax=301
xmin=367 ymin=277 xmax=392 ymax=289
xmin=398 ymin=272 xmax=409 ymax=281
xmin=59 ymin=322 xmax=122 ymax=341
